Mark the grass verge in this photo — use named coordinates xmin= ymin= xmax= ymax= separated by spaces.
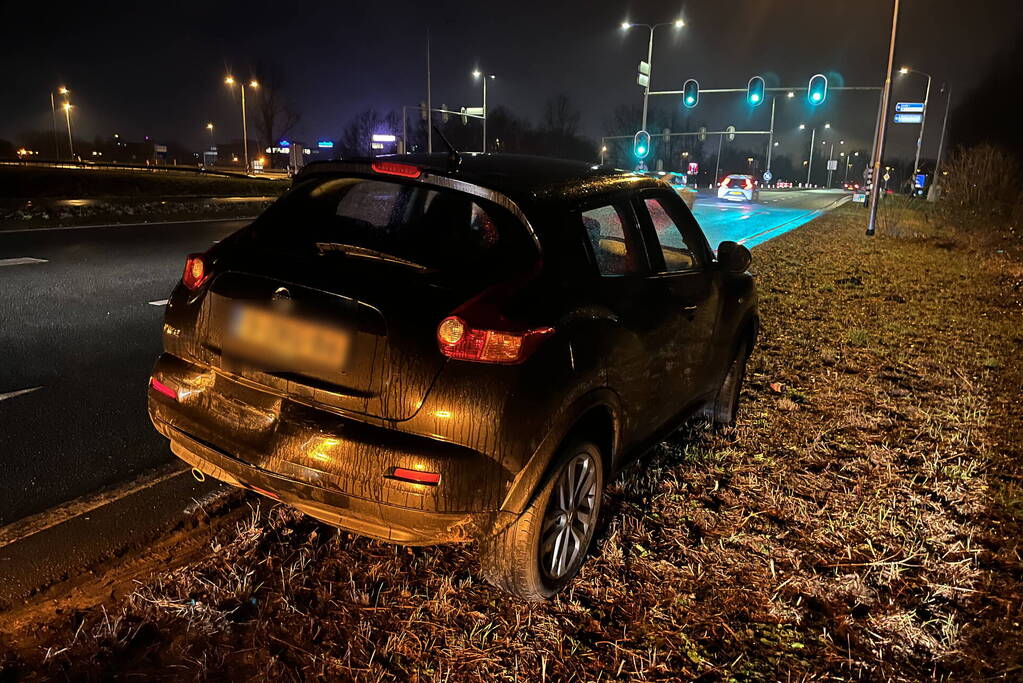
xmin=1 ymin=205 xmax=1020 ymax=680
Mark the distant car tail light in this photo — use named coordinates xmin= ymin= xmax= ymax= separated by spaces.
xmin=719 ymin=178 xmax=729 ymax=187
xmin=744 ymin=178 xmax=753 ymax=190
xmin=391 ymin=467 xmax=441 ymax=485
xmin=371 ymin=161 xmax=422 ymax=178
xmin=436 ymin=315 xmax=554 ymax=364
xmin=149 ymin=377 xmax=178 ymax=400
xmin=182 ymin=253 xmax=209 ymax=291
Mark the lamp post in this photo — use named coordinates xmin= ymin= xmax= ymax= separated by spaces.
xmin=225 ymin=76 xmax=259 ymax=172
xmin=206 ymin=122 xmax=215 ymax=149
xmin=620 ymin=18 xmax=685 ymax=133
xmin=62 ymin=102 xmax=75 ymax=160
xmin=50 ymin=86 xmax=70 ymax=159
xmin=899 ymin=66 xmax=932 ymax=176
xmin=472 ymin=70 xmax=496 ymax=153
xmin=928 ymin=84 xmax=952 ymax=202
xmin=800 ymin=122 xmax=828 ymax=186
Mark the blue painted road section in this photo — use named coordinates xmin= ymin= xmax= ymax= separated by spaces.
xmin=692 ymin=189 xmax=850 ymax=249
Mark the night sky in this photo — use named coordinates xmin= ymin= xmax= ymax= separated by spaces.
xmin=2 ymin=0 xmax=1020 ymax=162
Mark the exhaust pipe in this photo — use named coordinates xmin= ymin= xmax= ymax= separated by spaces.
xmin=191 ymin=467 xmax=206 ymax=483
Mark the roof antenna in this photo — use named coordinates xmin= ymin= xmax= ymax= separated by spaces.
xmin=432 ymin=125 xmax=461 ymax=170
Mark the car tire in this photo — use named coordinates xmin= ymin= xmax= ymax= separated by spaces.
xmin=700 ymin=340 xmax=750 ymax=427
xmin=479 ymin=441 xmax=604 ymax=601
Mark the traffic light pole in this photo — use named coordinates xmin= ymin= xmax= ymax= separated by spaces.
xmin=766 ymin=96 xmax=776 ymax=174
xmin=867 ymin=0 xmax=901 ymax=236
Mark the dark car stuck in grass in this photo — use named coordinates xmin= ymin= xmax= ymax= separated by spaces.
xmin=147 ymin=153 xmax=758 ymax=600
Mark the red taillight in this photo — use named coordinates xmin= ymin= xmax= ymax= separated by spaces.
xmin=719 ymin=178 xmax=729 ymax=187
xmin=371 ymin=161 xmax=422 ymax=178
xmin=391 ymin=467 xmax=441 ymax=485
xmin=436 ymin=315 xmax=553 ymax=365
xmin=149 ymin=377 xmax=177 ymax=400
xmin=744 ymin=178 xmax=753 ymax=190
xmin=182 ymin=253 xmax=209 ymax=291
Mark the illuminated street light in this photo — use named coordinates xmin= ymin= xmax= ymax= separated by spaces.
xmin=899 ymin=65 xmax=934 ymax=174
xmin=787 ymin=91 xmax=795 ymax=98
xmin=49 ymin=86 xmax=72 ymax=159
xmin=225 ymin=75 xmax=259 ymax=172
xmin=472 ymin=68 xmax=496 ymax=152
xmin=799 ymin=123 xmax=806 ymax=130
xmin=620 ymin=17 xmax=686 ymax=133
xmin=61 ymin=101 xmax=75 ymax=160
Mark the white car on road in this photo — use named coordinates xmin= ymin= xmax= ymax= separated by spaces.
xmin=718 ymin=174 xmax=760 ymax=202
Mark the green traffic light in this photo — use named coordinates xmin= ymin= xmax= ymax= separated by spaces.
xmin=750 ymin=93 xmax=761 ymax=103
xmin=637 ymin=146 xmax=646 ymax=155
xmin=686 ymin=96 xmax=694 ymax=104
xmin=812 ymin=92 xmax=822 ymax=101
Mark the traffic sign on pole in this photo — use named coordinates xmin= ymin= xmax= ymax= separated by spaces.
xmin=894 ymin=112 xmax=923 ymax=124
xmin=763 ymin=170 xmax=773 ymax=182
xmin=895 ymin=102 xmax=925 ymax=113
xmin=827 ymin=159 xmax=838 ymax=171
xmin=726 ymin=125 xmax=736 ymax=142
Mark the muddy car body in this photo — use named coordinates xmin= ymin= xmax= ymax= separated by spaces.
xmin=148 ymin=154 xmax=758 ymax=599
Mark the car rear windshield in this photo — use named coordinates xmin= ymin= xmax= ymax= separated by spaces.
xmin=247 ymin=176 xmax=537 ymax=277
xmin=726 ymin=177 xmax=750 ymax=188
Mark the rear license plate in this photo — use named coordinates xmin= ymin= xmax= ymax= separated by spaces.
xmin=227 ymin=306 xmax=350 ymax=371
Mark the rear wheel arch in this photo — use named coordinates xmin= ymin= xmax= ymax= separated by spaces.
xmin=498 ymin=392 xmax=620 ymax=518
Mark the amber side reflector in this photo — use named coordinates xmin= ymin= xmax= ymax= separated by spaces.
xmin=391 ymin=468 xmax=441 ymax=485
xmin=149 ymin=377 xmax=178 ymax=400
xmin=371 ymin=161 xmax=422 ymax=178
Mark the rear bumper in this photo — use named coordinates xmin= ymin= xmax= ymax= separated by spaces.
xmin=147 ymin=352 xmax=516 ymax=545
xmin=155 ymin=416 xmax=511 ymax=545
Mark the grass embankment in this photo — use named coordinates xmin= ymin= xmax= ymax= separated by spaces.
xmin=1 ymin=205 xmax=1020 ymax=680
xmin=0 ymin=165 xmax=287 ymax=229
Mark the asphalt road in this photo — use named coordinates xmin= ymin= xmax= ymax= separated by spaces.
xmin=0 ymin=188 xmax=849 ymax=528
xmin=0 ymin=219 xmax=247 ymax=526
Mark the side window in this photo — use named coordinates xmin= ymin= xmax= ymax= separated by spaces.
xmin=581 ymin=205 xmax=642 ymax=276
xmin=643 ymin=197 xmax=697 ymax=273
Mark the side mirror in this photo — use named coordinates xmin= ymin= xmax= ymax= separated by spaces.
xmin=717 ymin=240 xmax=752 ymax=273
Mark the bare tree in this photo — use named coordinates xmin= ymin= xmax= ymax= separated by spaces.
xmin=541 ymin=95 xmax=581 ymax=138
xmin=251 ymin=63 xmax=300 ymax=167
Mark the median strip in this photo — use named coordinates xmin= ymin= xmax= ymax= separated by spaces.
xmin=0 ymin=257 xmax=48 ymax=267
xmin=0 ymin=386 xmax=42 ymax=402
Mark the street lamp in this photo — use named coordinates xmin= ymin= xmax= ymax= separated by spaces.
xmin=50 ymin=86 xmax=71 ymax=159
xmin=899 ymin=66 xmax=933 ymax=175
xmin=472 ymin=69 xmax=496 ymax=153
xmin=620 ymin=18 xmax=685 ymax=133
xmin=225 ymin=76 xmax=259 ymax=172
xmin=799 ymin=123 xmax=817 ymax=185
xmin=62 ymin=102 xmax=75 ymax=160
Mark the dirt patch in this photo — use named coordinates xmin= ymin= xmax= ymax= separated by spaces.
xmin=2 ymin=206 xmax=1020 ymax=680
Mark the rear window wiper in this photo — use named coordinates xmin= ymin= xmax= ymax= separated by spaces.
xmin=314 ymin=242 xmax=435 ymax=272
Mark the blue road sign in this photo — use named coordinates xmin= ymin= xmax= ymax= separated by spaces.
xmin=894 ymin=113 xmax=924 ymax=124
xmin=896 ymin=102 xmax=925 ymax=113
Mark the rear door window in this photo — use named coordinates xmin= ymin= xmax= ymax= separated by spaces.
xmin=249 ymin=177 xmax=533 ymax=279
xmin=581 ymin=204 xmax=645 ymax=276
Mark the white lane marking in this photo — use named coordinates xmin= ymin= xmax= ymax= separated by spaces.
xmin=0 ymin=386 xmax=43 ymax=402
xmin=0 ymin=462 xmax=188 ymax=548
xmin=0 ymin=216 xmax=255 ymax=235
xmin=148 ymin=299 xmax=169 ymax=306
xmin=0 ymin=257 xmax=48 ymax=267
